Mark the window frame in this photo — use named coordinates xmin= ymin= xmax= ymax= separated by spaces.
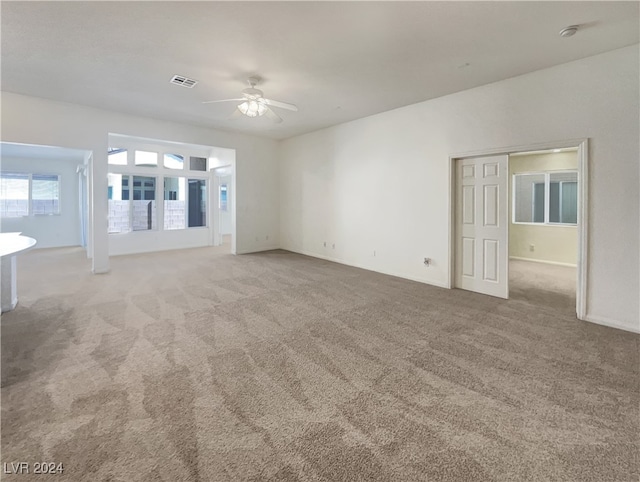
xmin=186 ymin=178 xmax=207 ymax=228
xmin=512 ymin=170 xmax=578 ymax=227
xmin=163 ymin=176 xmax=186 ymax=230
xmin=163 ymin=153 xmax=185 ymax=170
xmin=107 ymin=143 xmax=210 ymax=235
xmin=219 ymin=184 xmax=228 ymax=212
xmin=0 ymin=171 xmax=61 ymax=218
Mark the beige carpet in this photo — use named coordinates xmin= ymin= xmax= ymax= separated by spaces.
xmin=1 ymin=247 xmax=638 ymax=481
xmin=509 ymin=259 xmax=577 ymax=314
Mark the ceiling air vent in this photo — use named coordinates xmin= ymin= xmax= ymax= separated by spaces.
xmin=170 ymin=75 xmax=198 ymax=88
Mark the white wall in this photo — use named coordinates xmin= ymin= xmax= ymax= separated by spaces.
xmin=108 ymin=228 xmax=211 ymax=256
xmin=1 ymin=157 xmax=81 ymax=248
xmin=1 ymin=92 xmax=280 ymax=272
xmin=280 ymin=45 xmax=640 ymax=332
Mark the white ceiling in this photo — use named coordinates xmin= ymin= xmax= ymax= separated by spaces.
xmin=2 ymin=2 xmax=638 ymax=140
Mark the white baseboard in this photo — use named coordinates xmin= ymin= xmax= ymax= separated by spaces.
xmin=509 ymin=256 xmax=577 ymax=268
xmin=583 ymin=314 xmax=640 ymax=334
xmin=235 ymin=245 xmax=281 ymax=255
xmin=287 ymin=248 xmax=449 ymax=289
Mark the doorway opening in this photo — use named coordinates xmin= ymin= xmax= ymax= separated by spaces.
xmin=211 ymin=165 xmax=233 ymax=254
xmin=0 ymin=141 xmax=91 ymax=252
xmin=508 ymin=148 xmax=578 ymax=315
xmin=449 ymin=139 xmax=588 ymax=320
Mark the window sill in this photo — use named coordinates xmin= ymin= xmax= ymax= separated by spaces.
xmin=108 ymin=226 xmax=208 ymax=235
xmin=511 ymin=222 xmax=577 ymax=227
xmin=1 ymin=214 xmax=61 ymax=218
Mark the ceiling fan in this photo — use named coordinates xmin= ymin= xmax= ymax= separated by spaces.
xmin=202 ymin=76 xmax=298 ymax=123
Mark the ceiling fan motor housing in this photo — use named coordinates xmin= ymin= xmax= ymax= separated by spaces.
xmin=242 ymin=87 xmax=264 ymax=99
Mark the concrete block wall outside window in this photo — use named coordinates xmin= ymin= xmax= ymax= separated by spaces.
xmin=108 ymin=201 xmax=130 ymax=233
xmin=132 ymin=200 xmax=156 ymax=231
xmin=2 ymin=199 xmax=60 ymax=216
xmin=164 ymin=201 xmax=186 ymax=230
xmin=1 ymin=199 xmax=29 ymax=217
xmin=108 ymin=200 xmax=163 ymax=232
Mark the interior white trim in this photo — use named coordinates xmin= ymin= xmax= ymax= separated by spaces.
xmin=575 ymin=139 xmax=588 ymax=320
xmin=290 ymin=249 xmax=450 ymax=289
xmin=449 ymin=138 xmax=589 ymax=322
xmin=210 ymin=164 xmax=236 ymax=255
xmin=583 ymin=315 xmax=640 ymax=334
xmin=235 ymin=245 xmax=282 ymax=255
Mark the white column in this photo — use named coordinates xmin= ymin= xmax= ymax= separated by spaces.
xmin=1 ymin=256 xmax=18 ymax=312
xmin=91 ymin=145 xmax=110 ymax=273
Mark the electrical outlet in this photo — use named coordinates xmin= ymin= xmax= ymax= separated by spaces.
xmin=529 ymin=244 xmax=535 ymax=252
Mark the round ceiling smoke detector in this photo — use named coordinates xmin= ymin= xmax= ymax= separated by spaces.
xmin=559 ymin=25 xmax=579 ymax=37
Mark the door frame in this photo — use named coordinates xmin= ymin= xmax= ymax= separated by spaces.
xmin=448 ymin=138 xmax=589 ymax=320
xmin=210 ymin=165 xmax=235 ymax=253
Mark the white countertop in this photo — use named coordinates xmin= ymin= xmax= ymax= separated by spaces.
xmin=0 ymin=232 xmax=37 ymax=257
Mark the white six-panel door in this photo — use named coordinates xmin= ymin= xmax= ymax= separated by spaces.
xmin=455 ymin=155 xmax=508 ymax=299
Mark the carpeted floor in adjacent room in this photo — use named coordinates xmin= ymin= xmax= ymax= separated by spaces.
xmin=1 ymin=247 xmax=638 ymax=481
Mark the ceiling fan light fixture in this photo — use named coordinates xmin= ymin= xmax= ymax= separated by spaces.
xmin=238 ymin=99 xmax=268 ymax=117
xmin=203 ymin=76 xmax=296 ymax=123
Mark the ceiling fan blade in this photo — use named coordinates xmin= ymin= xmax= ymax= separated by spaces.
xmin=263 ymin=98 xmax=298 ymax=112
xmin=202 ymin=98 xmax=244 ymax=104
xmin=228 ymin=108 xmax=244 ymax=120
xmin=264 ymin=108 xmax=283 ymax=124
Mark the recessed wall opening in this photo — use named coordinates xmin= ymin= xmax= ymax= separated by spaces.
xmin=107 ymin=134 xmax=236 ymax=257
xmin=508 ymin=147 xmax=579 ymax=315
xmin=450 ymin=139 xmax=587 ymax=321
xmin=211 ymin=165 xmax=233 ymax=254
xmin=0 ymin=141 xmax=91 ymax=252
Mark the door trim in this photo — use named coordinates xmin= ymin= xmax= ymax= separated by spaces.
xmin=448 ymin=138 xmax=588 ymax=320
xmin=210 ymin=165 xmax=235 ymax=254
